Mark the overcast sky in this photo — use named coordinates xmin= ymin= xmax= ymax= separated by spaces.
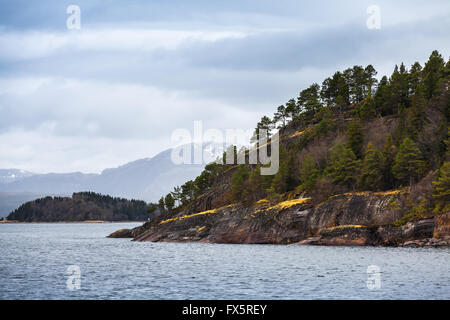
xmin=0 ymin=0 xmax=449 ymax=173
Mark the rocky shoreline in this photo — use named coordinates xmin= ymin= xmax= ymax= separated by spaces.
xmin=108 ymin=191 xmax=450 ymax=247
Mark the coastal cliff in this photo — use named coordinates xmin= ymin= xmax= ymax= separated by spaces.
xmin=110 ymin=192 xmax=449 ymax=247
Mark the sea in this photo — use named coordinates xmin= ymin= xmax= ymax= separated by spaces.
xmin=0 ymin=223 xmax=449 ymax=299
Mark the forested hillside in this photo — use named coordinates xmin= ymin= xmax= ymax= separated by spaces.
xmin=158 ymin=50 xmax=449 ymax=225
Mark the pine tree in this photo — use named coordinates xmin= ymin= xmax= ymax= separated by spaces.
xmin=300 ymin=155 xmax=320 ymax=191
xmin=374 ymin=76 xmax=390 ymax=116
xmin=164 ymin=193 xmax=175 ymax=211
xmin=359 ymin=143 xmax=383 ymax=190
xmin=432 ymin=161 xmax=450 ymax=211
xmin=422 ymin=50 xmax=445 ymax=99
xmin=273 ymin=105 xmax=288 ymax=128
xmin=382 ymin=134 xmax=397 ymax=188
xmin=346 ymin=120 xmax=364 ymax=159
xmin=408 ymin=92 xmax=427 ymax=138
xmin=364 ymin=64 xmax=378 ymax=96
xmin=326 ymin=144 xmax=360 ymax=188
xmin=249 ymin=165 xmax=272 ymax=199
xmin=392 ymin=137 xmax=425 ymax=185
xmin=297 ymin=83 xmax=322 ymax=118
xmin=269 ymin=146 xmax=290 ymax=194
xmin=158 ymin=197 xmax=165 ymax=212
xmin=356 ymin=94 xmax=375 ymax=120
xmin=285 ymin=98 xmax=300 ymax=120
xmin=231 ymin=165 xmax=250 ymax=200
xmin=408 ymin=61 xmax=422 ymax=95
xmin=389 ymin=63 xmax=410 ymax=113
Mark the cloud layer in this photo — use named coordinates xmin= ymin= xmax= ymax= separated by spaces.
xmin=0 ymin=0 xmax=449 ymax=173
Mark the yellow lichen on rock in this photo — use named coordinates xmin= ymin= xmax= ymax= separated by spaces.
xmin=288 ymin=130 xmax=305 ymax=138
xmin=330 ymin=189 xmax=406 ymax=199
xmin=323 ymin=224 xmax=366 ymax=232
xmin=196 ymin=226 xmax=206 ymax=232
xmin=266 ymin=198 xmax=311 ymax=212
xmin=160 ymin=209 xmax=217 ymax=225
xmin=373 ymin=190 xmax=405 ymax=196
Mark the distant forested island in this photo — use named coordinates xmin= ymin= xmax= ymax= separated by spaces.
xmin=6 ymin=192 xmax=158 ymax=222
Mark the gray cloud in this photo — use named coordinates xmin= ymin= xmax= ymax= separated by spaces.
xmin=0 ymin=0 xmax=449 ymax=173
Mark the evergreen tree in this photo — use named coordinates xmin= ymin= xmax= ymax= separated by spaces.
xmin=231 ymin=165 xmax=250 ymax=200
xmin=422 ymin=50 xmax=445 ymax=99
xmin=356 ymin=94 xmax=375 ymax=120
xmin=299 ymin=155 xmax=320 ymax=191
xmin=408 ymin=61 xmax=422 ymax=95
xmin=273 ymin=105 xmax=288 ymax=128
xmin=349 ymin=65 xmax=366 ymax=103
xmin=408 ymin=92 xmax=427 ymax=138
xmin=359 ymin=143 xmax=383 ymax=190
xmin=374 ymin=76 xmax=390 ymax=116
xmin=346 ymin=120 xmax=364 ymax=159
xmin=158 ymin=197 xmax=165 ymax=212
xmin=326 ymin=144 xmax=360 ymax=188
xmin=432 ymin=161 xmax=450 ymax=210
xmin=297 ymin=83 xmax=322 ymax=118
xmin=285 ymin=98 xmax=300 ymax=120
xmin=252 ymin=116 xmax=274 ymax=144
xmin=364 ymin=64 xmax=378 ymax=96
xmin=382 ymin=133 xmax=397 ymax=188
xmin=249 ymin=165 xmax=272 ymax=199
xmin=164 ymin=193 xmax=175 ymax=211
xmin=392 ymin=137 xmax=425 ymax=185
xmin=321 ymin=71 xmax=350 ymax=110
xmin=389 ymin=63 xmax=410 ymax=114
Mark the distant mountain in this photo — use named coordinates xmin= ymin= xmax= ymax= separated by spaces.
xmin=0 ymin=169 xmax=35 ymax=184
xmin=0 ymin=191 xmax=55 ymax=218
xmin=0 ymin=145 xmax=212 ymax=217
xmin=7 ymin=192 xmax=156 ymax=222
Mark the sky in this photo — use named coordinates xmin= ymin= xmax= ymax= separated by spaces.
xmin=0 ymin=0 xmax=449 ymax=174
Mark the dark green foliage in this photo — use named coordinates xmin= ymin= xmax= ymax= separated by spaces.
xmin=382 ymin=134 xmax=397 ymax=188
xmin=422 ymin=50 xmax=445 ymax=99
xmin=346 ymin=120 xmax=364 ymax=159
xmin=326 ymin=144 xmax=360 ymax=188
xmin=7 ymin=192 xmax=153 ymax=222
xmin=285 ymin=98 xmax=300 ymax=120
xmin=268 ymin=146 xmax=291 ymax=194
xmin=355 ymin=94 xmax=375 ymax=120
xmin=359 ymin=143 xmax=383 ymax=190
xmin=231 ymin=165 xmax=251 ymax=201
xmin=164 ymin=193 xmax=175 ymax=211
xmin=299 ymin=155 xmax=320 ymax=191
xmin=407 ymin=92 xmax=427 ymax=138
xmin=249 ymin=165 xmax=272 ymax=199
xmin=432 ymin=161 xmax=450 ymax=211
xmin=158 ymin=197 xmax=165 ymax=212
xmin=252 ymin=116 xmax=274 ymax=142
xmin=392 ymin=138 xmax=425 ymax=185
xmin=273 ymin=105 xmax=289 ymax=128
xmin=374 ymin=76 xmax=390 ymax=116
xmin=297 ymin=83 xmax=322 ymax=120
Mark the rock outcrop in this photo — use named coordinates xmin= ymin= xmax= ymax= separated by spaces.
xmin=108 ymin=191 xmax=449 ymax=247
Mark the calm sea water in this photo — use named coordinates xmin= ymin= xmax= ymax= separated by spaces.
xmin=0 ymin=223 xmax=449 ymax=300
